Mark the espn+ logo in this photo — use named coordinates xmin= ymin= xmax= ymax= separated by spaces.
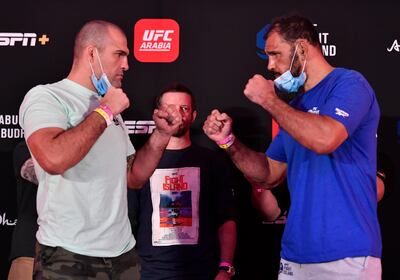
xmin=0 ymin=33 xmax=49 ymax=47
xmin=134 ymin=19 xmax=179 ymax=63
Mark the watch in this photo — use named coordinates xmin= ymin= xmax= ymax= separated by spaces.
xmin=218 ymin=263 xmax=235 ymax=277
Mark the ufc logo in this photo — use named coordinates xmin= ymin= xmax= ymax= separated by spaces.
xmin=0 ymin=33 xmax=36 ymax=46
xmin=134 ymin=19 xmax=179 ymax=62
xmin=142 ymin=30 xmax=174 ymax=42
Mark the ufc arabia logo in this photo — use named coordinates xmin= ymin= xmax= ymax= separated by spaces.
xmin=0 ymin=33 xmax=50 ymax=47
xmin=134 ymin=19 xmax=179 ymax=62
xmin=143 ymin=30 xmax=174 ymax=43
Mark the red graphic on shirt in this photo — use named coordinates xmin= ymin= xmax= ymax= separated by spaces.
xmin=163 ymin=175 xmax=188 ymax=191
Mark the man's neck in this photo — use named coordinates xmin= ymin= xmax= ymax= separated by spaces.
xmin=303 ymin=50 xmax=334 ymax=92
xmin=304 ymin=62 xmax=334 ymax=92
xmin=67 ymin=63 xmax=97 ymax=93
xmin=166 ymin=133 xmax=191 ymax=150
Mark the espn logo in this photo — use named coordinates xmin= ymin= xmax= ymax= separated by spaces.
xmin=125 ymin=120 xmax=156 ymax=134
xmin=134 ymin=19 xmax=179 ymax=63
xmin=0 ymin=33 xmax=49 ymax=47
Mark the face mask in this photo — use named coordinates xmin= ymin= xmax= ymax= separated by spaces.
xmin=274 ymin=44 xmax=307 ymax=93
xmin=89 ymin=48 xmax=112 ymax=97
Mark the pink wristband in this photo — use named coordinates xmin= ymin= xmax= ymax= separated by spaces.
xmin=99 ymin=104 xmax=114 ymax=120
xmin=216 ymin=133 xmax=234 ymax=145
xmin=219 ymin=261 xmax=232 ymax=267
xmin=217 ymin=134 xmax=235 ymax=149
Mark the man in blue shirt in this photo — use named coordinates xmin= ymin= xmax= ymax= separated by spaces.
xmin=203 ymin=14 xmax=381 ymax=280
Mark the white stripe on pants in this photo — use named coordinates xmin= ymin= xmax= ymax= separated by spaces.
xmin=278 ymin=256 xmax=381 ymax=280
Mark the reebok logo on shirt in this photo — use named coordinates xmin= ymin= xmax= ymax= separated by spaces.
xmin=335 ymin=108 xmax=349 ymax=118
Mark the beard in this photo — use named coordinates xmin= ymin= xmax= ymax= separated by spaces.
xmin=290 ymin=53 xmax=304 ymax=77
xmin=173 ymin=124 xmax=190 ymax=137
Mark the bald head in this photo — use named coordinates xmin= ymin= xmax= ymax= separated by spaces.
xmin=73 ymin=20 xmax=125 ymax=59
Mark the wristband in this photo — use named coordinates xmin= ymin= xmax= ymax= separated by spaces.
xmin=94 ymin=107 xmax=112 ymax=126
xmin=216 ymin=133 xmax=234 ymax=145
xmin=219 ymin=261 xmax=232 ymax=267
xmin=217 ymin=133 xmax=235 ymax=149
xmin=218 ymin=261 xmax=235 ymax=276
xmin=98 ymin=104 xmax=114 ymax=120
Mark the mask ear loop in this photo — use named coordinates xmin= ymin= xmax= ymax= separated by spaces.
xmin=289 ymin=44 xmax=299 ymax=71
xmin=88 ymin=48 xmax=98 ymax=79
xmin=95 ymin=48 xmax=106 ymax=74
xmin=89 ymin=60 xmax=96 ymax=76
xmin=301 ymin=59 xmax=307 ymax=73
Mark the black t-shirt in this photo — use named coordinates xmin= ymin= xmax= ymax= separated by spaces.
xmin=9 ymin=141 xmax=38 ymax=260
xmin=129 ymin=144 xmax=236 ymax=280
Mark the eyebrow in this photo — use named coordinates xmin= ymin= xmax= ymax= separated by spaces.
xmin=266 ymin=50 xmax=279 ymax=56
xmin=116 ymin=50 xmax=129 ymax=56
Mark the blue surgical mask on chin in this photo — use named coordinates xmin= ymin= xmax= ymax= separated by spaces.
xmin=274 ymin=44 xmax=307 ymax=93
xmin=89 ymin=48 xmax=112 ymax=97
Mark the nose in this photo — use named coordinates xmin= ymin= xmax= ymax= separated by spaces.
xmin=122 ymin=56 xmax=129 ymax=71
xmin=267 ymin=57 xmax=275 ymax=72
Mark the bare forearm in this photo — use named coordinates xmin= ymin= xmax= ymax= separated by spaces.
xmin=127 ymin=129 xmax=171 ymax=188
xmin=20 ymin=158 xmax=38 ymax=185
xmin=218 ymin=220 xmax=236 ymax=263
xmin=28 ymin=112 xmax=107 ymax=174
xmin=252 ymin=188 xmax=281 ymax=222
xmin=263 ymin=97 xmax=344 ymax=154
xmin=226 ymin=139 xmax=270 ymax=185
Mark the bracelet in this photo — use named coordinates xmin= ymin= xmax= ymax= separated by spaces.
xmin=218 ymin=261 xmax=235 ymax=276
xmin=219 ymin=261 xmax=232 ymax=267
xmin=216 ymin=133 xmax=233 ymax=145
xmin=94 ymin=107 xmax=112 ymax=126
xmin=99 ymin=104 xmax=114 ymax=120
xmin=217 ymin=134 xmax=235 ymax=149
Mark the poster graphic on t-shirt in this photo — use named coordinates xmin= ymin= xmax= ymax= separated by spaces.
xmin=150 ymin=167 xmax=200 ymax=246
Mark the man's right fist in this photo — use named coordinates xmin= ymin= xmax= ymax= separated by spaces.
xmin=101 ymin=87 xmax=130 ymax=115
xmin=203 ymin=109 xmax=233 ymax=143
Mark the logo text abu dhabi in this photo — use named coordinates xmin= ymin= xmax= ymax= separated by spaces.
xmin=0 ymin=114 xmax=24 ymax=139
xmin=125 ymin=120 xmax=156 ymax=134
xmin=134 ymin=19 xmax=179 ymax=63
xmin=0 ymin=213 xmax=17 ymax=226
xmin=0 ymin=33 xmax=49 ymax=47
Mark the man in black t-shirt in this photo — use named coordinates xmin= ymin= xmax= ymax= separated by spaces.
xmin=129 ymin=83 xmax=237 ymax=280
xmin=8 ymin=141 xmax=38 ymax=280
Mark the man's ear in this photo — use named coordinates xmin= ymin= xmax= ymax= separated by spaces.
xmin=87 ymin=45 xmax=96 ymax=63
xmin=192 ymin=110 xmax=197 ymax=123
xmin=297 ymin=39 xmax=308 ymax=60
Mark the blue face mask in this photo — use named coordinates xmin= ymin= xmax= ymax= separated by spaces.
xmin=274 ymin=44 xmax=307 ymax=93
xmin=89 ymin=48 xmax=112 ymax=97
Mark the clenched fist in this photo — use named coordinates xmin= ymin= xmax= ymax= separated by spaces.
xmin=244 ymin=74 xmax=276 ymax=108
xmin=153 ymin=104 xmax=183 ymax=136
xmin=100 ymin=87 xmax=130 ymax=115
xmin=203 ymin=109 xmax=232 ymax=143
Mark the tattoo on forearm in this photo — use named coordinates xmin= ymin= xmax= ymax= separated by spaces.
xmin=127 ymin=154 xmax=136 ymax=171
xmin=20 ymin=158 xmax=38 ymax=185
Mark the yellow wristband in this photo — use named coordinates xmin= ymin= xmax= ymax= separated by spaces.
xmin=94 ymin=107 xmax=112 ymax=126
xmin=218 ymin=135 xmax=235 ymax=149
